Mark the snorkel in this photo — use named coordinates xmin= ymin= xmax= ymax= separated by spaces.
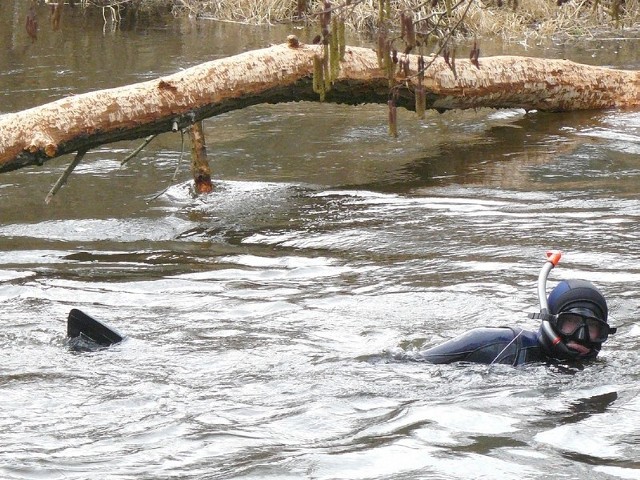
xmin=534 ymin=251 xmax=579 ymax=359
xmin=537 ymin=251 xmax=561 ymax=338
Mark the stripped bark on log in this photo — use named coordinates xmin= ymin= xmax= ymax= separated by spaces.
xmin=1 ymin=37 xmax=639 ymax=173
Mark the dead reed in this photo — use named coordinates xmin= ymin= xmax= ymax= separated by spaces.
xmin=105 ymin=0 xmax=640 ymax=40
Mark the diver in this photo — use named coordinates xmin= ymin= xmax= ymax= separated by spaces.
xmin=419 ymin=252 xmax=617 ymax=366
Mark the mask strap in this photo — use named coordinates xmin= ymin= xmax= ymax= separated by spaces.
xmin=528 ymin=312 xmax=553 ymax=321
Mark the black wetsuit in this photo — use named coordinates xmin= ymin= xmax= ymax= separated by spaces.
xmin=419 ymin=327 xmax=545 ymax=366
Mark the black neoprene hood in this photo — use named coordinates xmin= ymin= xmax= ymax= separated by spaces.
xmin=547 ymin=279 xmax=608 ymax=322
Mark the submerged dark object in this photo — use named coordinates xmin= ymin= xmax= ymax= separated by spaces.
xmin=67 ymin=308 xmax=125 ymax=348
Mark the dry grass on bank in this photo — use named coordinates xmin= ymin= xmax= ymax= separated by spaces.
xmin=97 ymin=0 xmax=640 ymax=40
xmin=171 ymin=0 xmax=299 ymax=24
xmin=462 ymin=0 xmax=640 ymax=40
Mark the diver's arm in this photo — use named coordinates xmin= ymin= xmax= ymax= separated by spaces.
xmin=419 ymin=327 xmax=522 ymax=365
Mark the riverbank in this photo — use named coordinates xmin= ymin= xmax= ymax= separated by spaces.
xmin=108 ymin=0 xmax=638 ymax=41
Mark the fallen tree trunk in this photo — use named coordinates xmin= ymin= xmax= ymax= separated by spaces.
xmin=1 ymin=36 xmax=639 ymax=173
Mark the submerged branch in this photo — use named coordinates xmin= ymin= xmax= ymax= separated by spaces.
xmin=44 ymin=148 xmax=88 ymax=204
xmin=120 ymin=134 xmax=157 ymax=166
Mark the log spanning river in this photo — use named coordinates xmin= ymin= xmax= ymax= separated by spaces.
xmin=1 ymin=4 xmax=639 ymax=479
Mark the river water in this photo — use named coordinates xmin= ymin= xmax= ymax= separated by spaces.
xmin=1 ymin=4 xmax=639 ymax=480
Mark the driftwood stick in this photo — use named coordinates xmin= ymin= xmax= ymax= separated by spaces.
xmin=44 ymin=148 xmax=88 ymax=204
xmin=120 ymin=134 xmax=157 ymax=166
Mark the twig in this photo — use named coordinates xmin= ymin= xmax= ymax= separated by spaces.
xmin=171 ymin=129 xmax=186 ymax=182
xmin=392 ymin=0 xmax=475 ymax=94
xmin=120 ymin=134 xmax=157 ymax=166
xmin=146 ymin=129 xmax=187 ymax=203
xmin=45 ymin=148 xmax=88 ymax=204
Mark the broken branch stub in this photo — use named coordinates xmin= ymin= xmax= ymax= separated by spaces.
xmin=188 ymin=122 xmax=213 ymax=195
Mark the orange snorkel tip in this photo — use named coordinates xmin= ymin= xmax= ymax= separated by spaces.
xmin=538 ymin=250 xmax=563 ymax=314
xmin=545 ymin=250 xmax=562 ymax=267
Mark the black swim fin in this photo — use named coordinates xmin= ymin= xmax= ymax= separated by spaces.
xmin=67 ymin=308 xmax=125 ymax=347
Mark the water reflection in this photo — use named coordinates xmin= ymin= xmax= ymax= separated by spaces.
xmin=0 ymin=2 xmax=301 ymax=113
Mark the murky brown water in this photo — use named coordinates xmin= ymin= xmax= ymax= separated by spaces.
xmin=1 ymin=3 xmax=639 ymax=479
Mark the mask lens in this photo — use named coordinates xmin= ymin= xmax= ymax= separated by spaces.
xmin=556 ymin=313 xmax=583 ymax=336
xmin=586 ymin=318 xmax=607 ymax=342
xmin=556 ymin=312 xmax=609 ymax=343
